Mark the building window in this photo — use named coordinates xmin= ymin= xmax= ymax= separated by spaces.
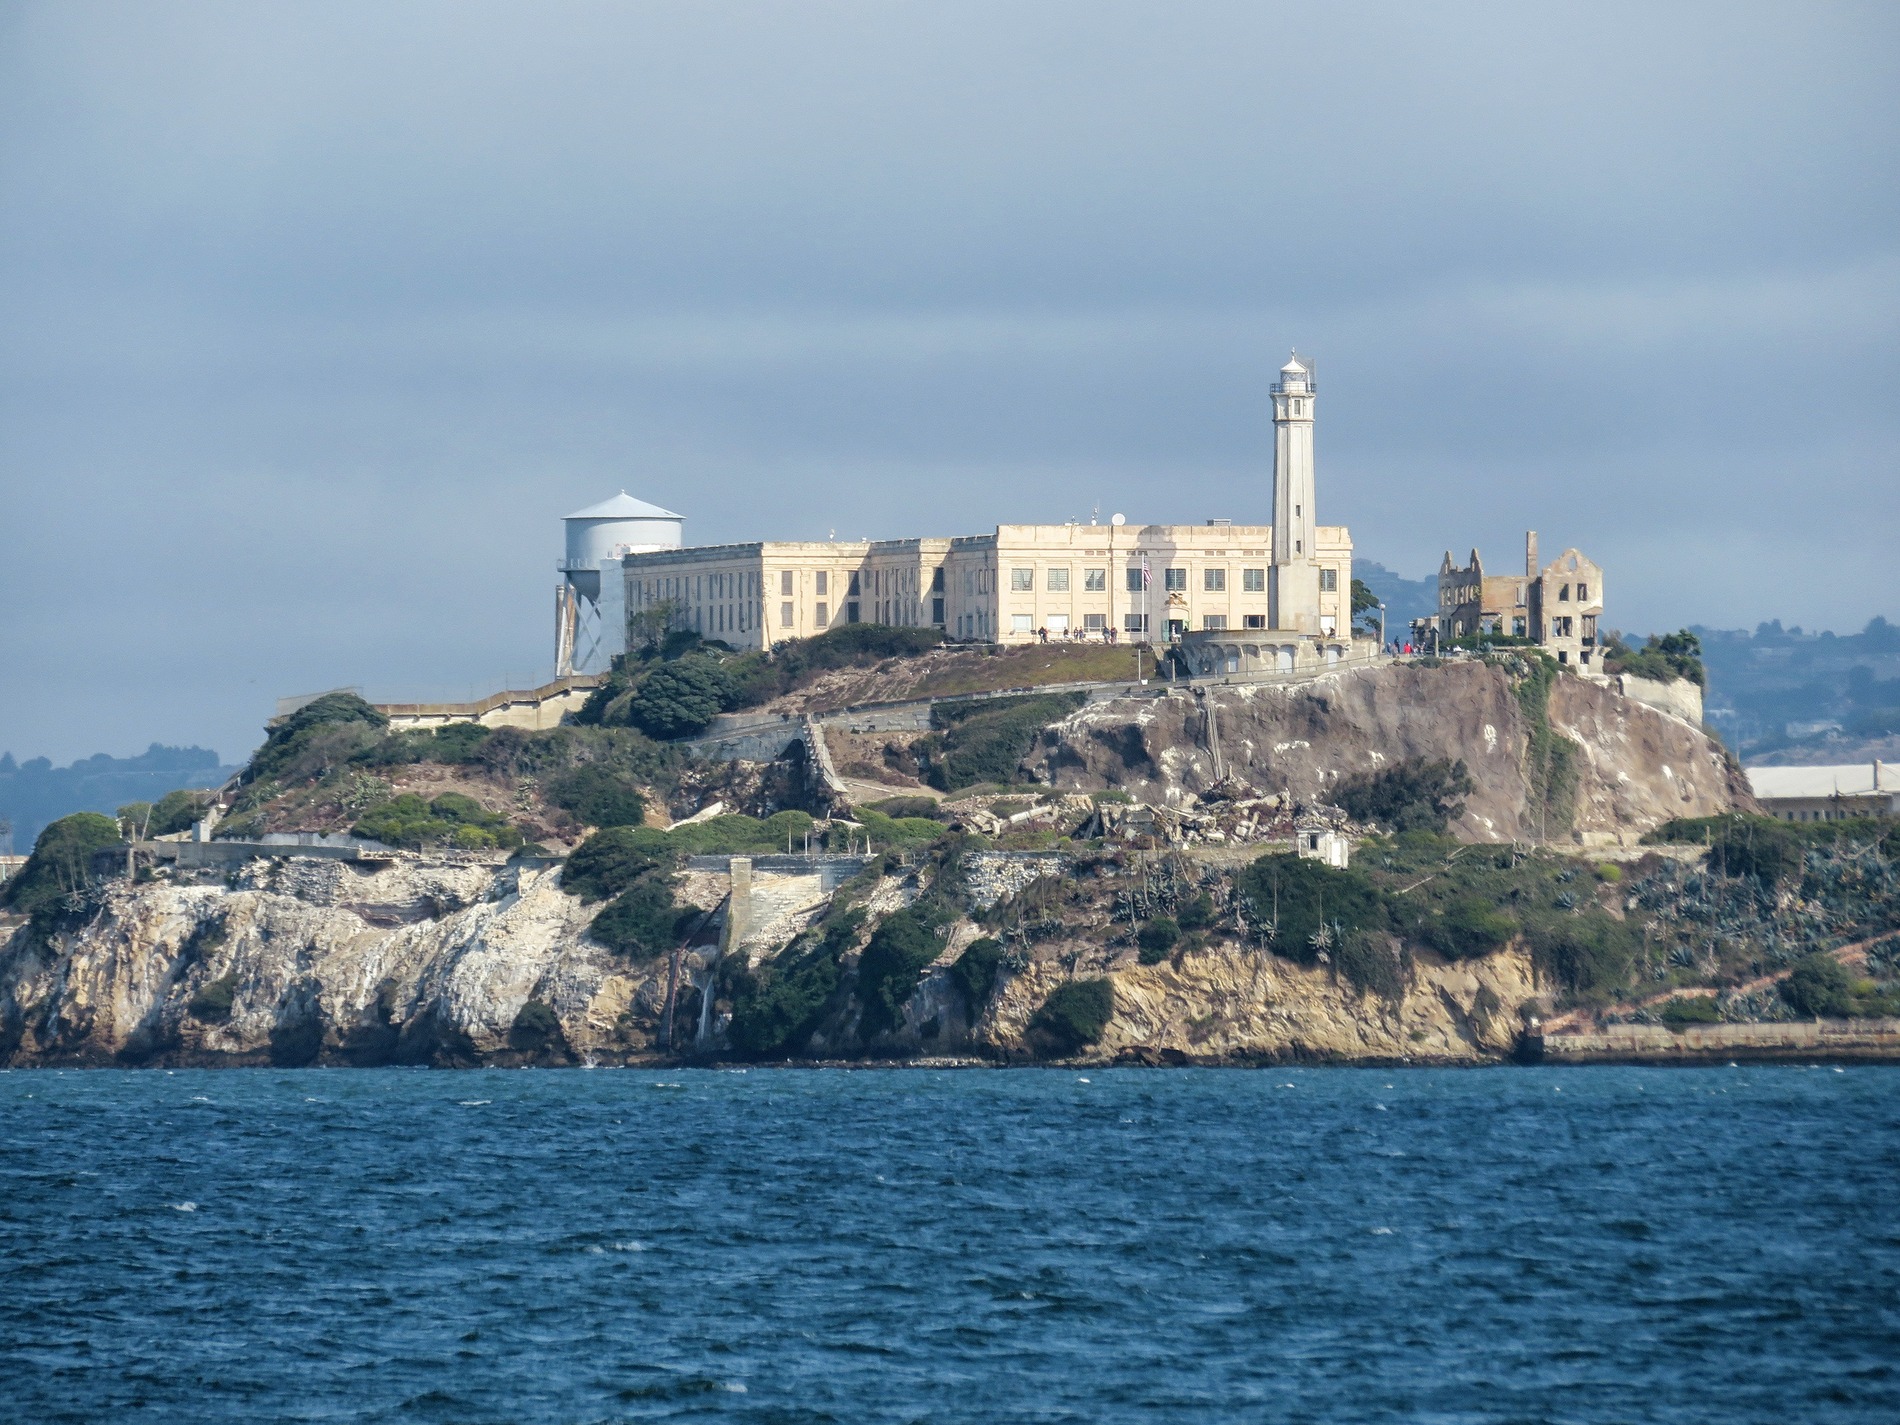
xmin=931 ymin=597 xmax=945 ymax=624
xmin=814 ymin=571 xmax=827 ymax=596
xmin=778 ymin=571 xmax=792 ymax=596
xmin=1319 ymin=568 xmax=1337 ymax=592
xmin=1084 ymin=568 xmax=1106 ymax=591
xmin=1011 ymin=613 xmax=1033 ymax=634
xmin=1203 ymin=614 xmax=1228 ymax=631
xmin=1166 ymin=618 xmax=1187 ymax=639
xmin=814 ymin=601 xmax=828 ymax=626
xmin=964 ymin=570 xmax=974 ymax=595
xmin=1512 ymin=616 xmax=1527 ymax=637
xmin=1084 ymin=613 xmax=1106 ymax=630
xmin=780 ymin=602 xmax=794 ymax=627
xmin=846 ymin=601 xmax=860 ymax=624
xmin=1047 ymin=568 xmax=1069 ymax=592
xmin=1163 ymin=568 xmax=1187 ymax=592
xmin=1559 ymin=584 xmax=1571 ymax=601
xmin=1244 ymin=614 xmax=1266 ymax=630
xmin=1243 ymin=568 xmax=1265 ymax=592
xmin=1126 ymin=568 xmax=1146 ymax=592
xmin=1577 ymin=583 xmax=1590 ymax=601
xmin=1011 ymin=568 xmax=1034 ymax=592
xmin=931 ymin=568 xmax=944 ymax=592
xmin=1124 ymin=614 xmax=1148 ymax=633
xmin=845 ymin=572 xmax=859 ymax=596
xmin=1203 ymin=568 xmax=1226 ymax=592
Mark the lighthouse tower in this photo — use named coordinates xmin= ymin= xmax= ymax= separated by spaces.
xmin=1269 ymin=352 xmax=1321 ymax=633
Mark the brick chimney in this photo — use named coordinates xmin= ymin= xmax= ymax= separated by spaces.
xmin=1525 ymin=530 xmax=1539 ymax=579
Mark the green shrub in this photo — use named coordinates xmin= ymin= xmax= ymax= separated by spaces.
xmin=867 ymin=797 xmax=943 ymax=821
xmin=855 ymin=907 xmax=949 ymax=1039
xmin=664 ymin=810 xmax=815 ymax=856
xmin=921 ymin=693 xmax=1086 ymax=791
xmin=362 ymin=723 xmax=495 ymax=768
xmin=563 ymin=826 xmax=674 ymax=901
xmin=1335 ymin=931 xmax=1406 ymax=1000
xmin=1421 ymin=895 xmax=1518 ymax=960
xmin=1 ymin=812 xmax=122 ymax=921
xmin=149 ymin=787 xmax=215 ymax=836
xmin=1659 ymin=995 xmax=1722 ymax=1027
xmin=1332 ymin=757 xmax=1474 ymax=833
xmin=1594 ymin=863 xmax=1623 ymax=883
xmin=1526 ymin=912 xmax=1637 ymax=998
xmin=1136 ymin=916 xmax=1180 ymax=964
xmin=1176 ymin=892 xmax=1215 ymax=931
xmin=351 ymin=793 xmax=521 ymax=850
xmin=1604 ymin=629 xmax=1705 ymax=687
xmin=1515 ymin=656 xmax=1579 ymax=837
xmin=1233 ymin=853 xmax=1389 ymax=966
xmin=948 ymin=937 xmax=1005 ymax=1013
xmin=509 ymin=998 xmax=566 ymax=1053
xmin=852 ymin=808 xmax=948 ymax=851
xmin=245 ymin=692 xmax=388 ymax=787
xmin=545 ymin=765 xmax=647 ymax=829
xmin=1781 ymin=954 xmax=1857 ymax=1018
xmin=622 ymin=656 xmax=734 ymax=739
xmin=590 ymin=880 xmax=687 ymax=960
xmin=187 ymin=971 xmax=239 ymax=1023
xmin=1027 ymin=979 xmax=1113 ymax=1056
xmin=727 ymin=910 xmax=864 ymax=1058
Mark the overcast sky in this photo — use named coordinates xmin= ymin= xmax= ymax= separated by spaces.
xmin=2 ymin=1 xmax=1895 ymax=764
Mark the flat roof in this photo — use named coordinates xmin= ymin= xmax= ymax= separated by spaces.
xmin=1746 ymin=762 xmax=1891 ymax=800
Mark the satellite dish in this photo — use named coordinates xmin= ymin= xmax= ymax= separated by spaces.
xmin=1110 ymin=513 xmax=1126 ymax=526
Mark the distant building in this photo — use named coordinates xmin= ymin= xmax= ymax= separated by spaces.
xmin=1427 ymin=531 xmax=1606 ymax=673
xmin=596 ymin=355 xmax=1356 ymax=669
xmin=1746 ymin=762 xmax=1897 ymax=822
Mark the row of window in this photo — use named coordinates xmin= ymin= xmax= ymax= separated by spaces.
xmin=1003 ymin=567 xmax=1338 ymax=593
xmin=1000 ymin=612 xmax=1275 ymax=635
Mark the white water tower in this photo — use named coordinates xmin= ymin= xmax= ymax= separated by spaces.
xmin=556 ymin=491 xmax=683 ymax=676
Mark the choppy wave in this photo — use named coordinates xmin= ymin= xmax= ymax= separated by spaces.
xmin=2 ymin=1067 xmax=1897 ymax=1422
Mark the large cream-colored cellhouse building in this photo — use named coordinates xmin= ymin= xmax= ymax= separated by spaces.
xmin=557 ymin=356 xmax=1355 ymax=672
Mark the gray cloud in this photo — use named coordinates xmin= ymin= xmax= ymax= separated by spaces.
xmin=1 ymin=0 xmax=1895 ymax=762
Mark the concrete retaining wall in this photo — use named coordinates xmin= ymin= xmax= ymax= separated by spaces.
xmin=1540 ymin=1017 xmax=1900 ymax=1062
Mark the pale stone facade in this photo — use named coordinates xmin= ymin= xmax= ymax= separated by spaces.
xmin=616 ymin=353 xmax=1351 ymax=654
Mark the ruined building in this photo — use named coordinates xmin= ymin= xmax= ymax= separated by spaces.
xmin=1430 ymin=532 xmax=1606 ymax=672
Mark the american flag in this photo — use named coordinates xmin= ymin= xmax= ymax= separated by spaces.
xmin=1139 ymin=553 xmax=1150 ymax=589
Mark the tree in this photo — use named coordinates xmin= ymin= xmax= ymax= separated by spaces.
xmin=1333 ymin=757 xmax=1474 ymax=833
xmin=855 ymin=907 xmax=947 ymax=1038
xmin=627 ymin=598 xmax=686 ymax=654
xmin=1781 ymin=954 xmax=1856 ymax=1018
xmin=545 ymin=765 xmax=646 ymax=829
xmin=1027 ymin=980 xmax=1113 ymax=1055
xmin=1351 ymin=577 xmax=1382 ymax=637
xmin=624 ymin=657 xmax=734 ymax=739
xmin=1 ymin=812 xmax=122 ymax=920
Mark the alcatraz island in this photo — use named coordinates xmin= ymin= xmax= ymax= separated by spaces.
xmin=3 ymin=357 xmax=1895 ymax=1067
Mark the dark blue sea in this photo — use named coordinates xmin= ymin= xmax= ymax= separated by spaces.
xmin=2 ymin=1067 xmax=1896 ymax=1424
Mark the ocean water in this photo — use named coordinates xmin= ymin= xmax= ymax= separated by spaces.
xmin=1 ymin=1067 xmax=1896 ymax=1424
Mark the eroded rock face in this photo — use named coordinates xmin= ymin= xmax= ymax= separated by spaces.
xmin=1024 ymin=662 xmax=1747 ymax=843
xmin=3 ymin=851 xmax=1551 ymax=1068
xmin=978 ymin=943 xmax=1538 ymax=1064
xmin=0 ymin=859 xmax=670 ymax=1067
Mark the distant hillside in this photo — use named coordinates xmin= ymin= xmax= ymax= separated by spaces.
xmin=1694 ymin=618 xmax=1900 ymax=761
xmin=1354 ymin=560 xmax=1438 ymax=628
xmin=0 ymin=745 xmax=240 ymax=850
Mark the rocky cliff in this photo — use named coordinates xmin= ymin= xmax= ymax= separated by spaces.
xmin=1025 ymin=660 xmax=1748 ymax=843
xmin=0 ymin=849 xmax=1543 ymax=1068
